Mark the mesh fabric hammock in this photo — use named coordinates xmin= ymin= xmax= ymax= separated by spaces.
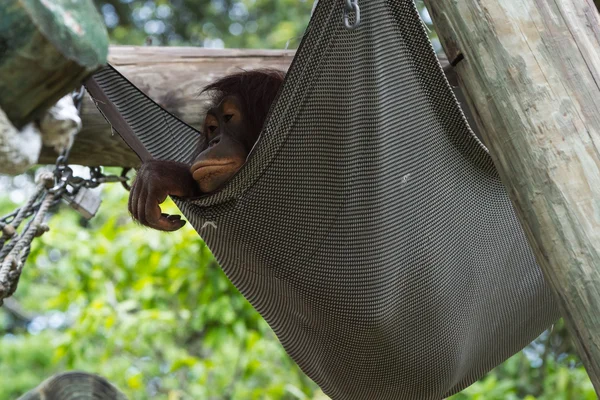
xmin=85 ymin=0 xmax=559 ymax=398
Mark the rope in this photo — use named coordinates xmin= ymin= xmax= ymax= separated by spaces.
xmin=0 ymin=86 xmax=133 ymax=305
xmin=0 ymin=173 xmax=56 ymax=303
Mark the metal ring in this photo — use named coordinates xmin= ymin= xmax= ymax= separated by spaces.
xmin=120 ymin=167 xmax=132 ymax=191
xmin=71 ymin=85 xmax=86 ymax=113
xmin=343 ymin=1 xmax=361 ymax=30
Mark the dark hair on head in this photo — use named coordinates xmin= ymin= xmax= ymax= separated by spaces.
xmin=202 ymin=69 xmax=285 ymax=134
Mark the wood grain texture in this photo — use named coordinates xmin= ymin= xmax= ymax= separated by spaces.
xmin=37 ymin=46 xmax=460 ymax=168
xmin=37 ymin=46 xmax=296 ymax=167
xmin=424 ymin=0 xmax=600 ymax=391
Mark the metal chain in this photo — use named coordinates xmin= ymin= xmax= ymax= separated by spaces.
xmin=0 ymin=166 xmax=130 ymax=304
xmin=0 ymin=86 xmax=132 ymax=304
xmin=343 ymin=0 xmax=361 ymax=30
xmin=62 ymin=166 xmax=129 ymax=192
xmin=72 ymin=85 xmax=86 ymax=113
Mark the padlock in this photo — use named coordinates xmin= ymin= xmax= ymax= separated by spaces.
xmin=63 ymin=187 xmax=102 ymax=220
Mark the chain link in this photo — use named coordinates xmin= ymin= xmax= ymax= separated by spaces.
xmin=72 ymin=85 xmax=86 ymax=113
xmin=0 ymin=86 xmax=132 ymax=304
xmin=343 ymin=0 xmax=361 ymax=30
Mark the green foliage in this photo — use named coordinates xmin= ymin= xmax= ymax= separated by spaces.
xmin=449 ymin=349 xmax=597 ymax=400
xmin=91 ymin=0 xmax=439 ymax=51
xmin=94 ymin=0 xmax=315 ymax=49
xmin=0 ymin=333 xmax=57 ymax=400
xmin=0 ymin=184 xmax=320 ymax=399
xmin=0 ymin=183 xmax=596 ymax=399
xmin=0 ymin=0 xmax=596 ymax=398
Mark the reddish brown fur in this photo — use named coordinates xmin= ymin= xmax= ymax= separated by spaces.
xmin=201 ymin=69 xmax=285 ymax=137
xmin=129 ymin=69 xmax=286 ymax=231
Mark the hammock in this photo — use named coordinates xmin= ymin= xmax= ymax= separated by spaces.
xmin=85 ymin=0 xmax=559 ymax=398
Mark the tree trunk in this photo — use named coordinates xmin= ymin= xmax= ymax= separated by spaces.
xmin=0 ymin=0 xmax=108 ymax=129
xmin=424 ymin=0 xmax=600 ymax=392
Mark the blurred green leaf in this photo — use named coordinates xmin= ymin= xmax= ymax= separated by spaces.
xmin=0 ymin=1 xmax=596 ymax=399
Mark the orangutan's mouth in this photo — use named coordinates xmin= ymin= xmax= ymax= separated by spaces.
xmin=191 ymin=160 xmax=238 ymax=182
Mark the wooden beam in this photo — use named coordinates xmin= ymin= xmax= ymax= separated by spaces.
xmin=0 ymin=0 xmax=108 ymax=129
xmin=38 ymin=47 xmax=296 ymax=167
xmin=38 ymin=46 xmax=463 ymax=168
xmin=424 ymin=0 xmax=600 ymax=391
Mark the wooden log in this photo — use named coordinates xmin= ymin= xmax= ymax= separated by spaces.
xmin=0 ymin=0 xmax=108 ymax=129
xmin=38 ymin=47 xmax=465 ymax=167
xmin=38 ymin=47 xmax=296 ymax=167
xmin=424 ymin=0 xmax=600 ymax=391
xmin=17 ymin=371 xmax=128 ymax=400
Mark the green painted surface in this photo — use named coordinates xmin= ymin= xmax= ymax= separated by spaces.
xmin=22 ymin=0 xmax=108 ymax=66
xmin=0 ymin=0 xmax=108 ymax=128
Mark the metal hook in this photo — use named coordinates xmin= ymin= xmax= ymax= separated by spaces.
xmin=343 ymin=0 xmax=361 ymax=30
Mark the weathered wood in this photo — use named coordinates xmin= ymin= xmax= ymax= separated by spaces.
xmin=38 ymin=47 xmax=462 ymax=167
xmin=424 ymin=0 xmax=600 ymax=392
xmin=18 ymin=371 xmax=128 ymax=400
xmin=38 ymin=47 xmax=296 ymax=167
xmin=0 ymin=0 xmax=108 ymax=129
